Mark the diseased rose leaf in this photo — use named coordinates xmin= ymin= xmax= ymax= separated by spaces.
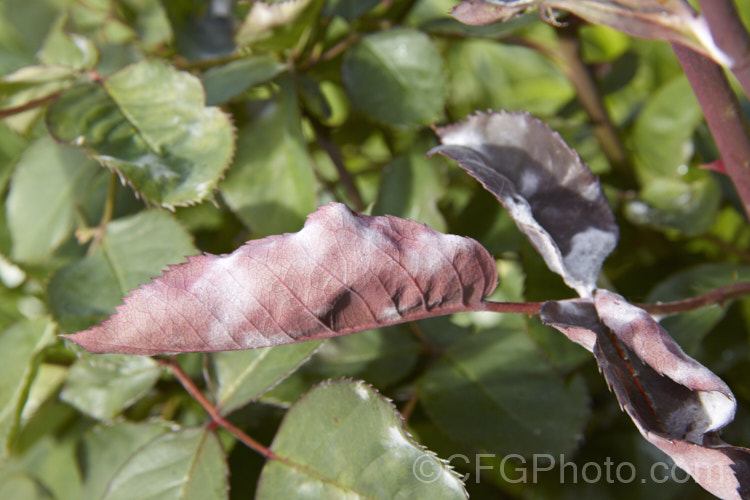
xmin=540 ymin=289 xmax=750 ymax=500
xmin=430 ymin=111 xmax=618 ymax=297
xmin=63 ymin=203 xmax=498 ymax=355
xmin=450 ymin=0 xmax=729 ymax=66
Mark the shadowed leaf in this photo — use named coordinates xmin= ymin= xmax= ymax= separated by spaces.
xmin=541 ymin=290 xmax=750 ymax=499
xmin=430 ymin=111 xmax=618 ymax=297
xmin=63 ymin=203 xmax=498 ymax=354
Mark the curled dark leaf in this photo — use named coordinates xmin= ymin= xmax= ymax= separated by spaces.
xmin=541 ymin=290 xmax=750 ymax=499
xmin=450 ymin=0 xmax=730 ymax=66
xmin=63 ymin=203 xmax=498 ymax=355
xmin=430 ymin=110 xmax=618 ymax=297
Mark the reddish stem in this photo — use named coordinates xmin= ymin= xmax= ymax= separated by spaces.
xmin=0 ymin=92 xmax=62 ymax=118
xmin=697 ymin=0 xmax=750 ymax=98
xmin=636 ymin=281 xmax=750 ymax=316
xmin=672 ymin=43 xmax=750 ymax=220
xmin=159 ymin=357 xmax=280 ymax=460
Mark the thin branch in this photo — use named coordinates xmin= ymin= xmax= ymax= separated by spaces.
xmin=672 ymin=43 xmax=750 ymax=221
xmin=637 ymin=281 xmax=750 ymax=316
xmin=555 ymin=26 xmax=631 ymax=181
xmin=0 ymin=92 xmax=62 ymax=119
xmin=697 ymin=0 xmax=750 ymax=98
xmin=482 ymin=300 xmax=543 ymax=315
xmin=310 ymin=120 xmax=366 ymax=211
xmin=158 ymin=357 xmax=280 ymax=460
xmin=299 ymin=33 xmax=361 ymax=72
xmin=85 ymin=172 xmax=118 ymax=256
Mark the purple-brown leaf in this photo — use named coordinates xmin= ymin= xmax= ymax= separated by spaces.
xmin=62 ymin=203 xmax=498 ymax=355
xmin=450 ymin=0 xmax=730 ymax=66
xmin=541 ymin=289 xmax=750 ymax=499
xmin=429 ymin=111 xmax=618 ymax=297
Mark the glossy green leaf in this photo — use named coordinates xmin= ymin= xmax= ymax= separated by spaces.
xmin=101 ymin=427 xmax=228 ymax=500
xmin=46 ymin=59 xmax=234 ymax=207
xmin=60 ymin=354 xmax=161 ymax=420
xmin=38 ymin=16 xmax=98 ymax=70
xmin=0 ymin=65 xmax=78 ymax=135
xmin=220 ymin=75 xmax=317 ymax=236
xmin=201 ymin=56 xmax=285 ymax=106
xmin=374 ymin=140 xmax=447 ymax=232
xmin=257 ymin=380 xmax=467 ymax=500
xmin=632 ymin=74 xmax=703 ymax=178
xmin=6 ymin=136 xmax=100 ymax=264
xmin=207 ymin=340 xmax=323 ymax=415
xmin=0 ymin=318 xmax=55 ymax=457
xmin=79 ymin=421 xmax=172 ymax=500
xmin=48 ymin=210 xmax=196 ymax=333
xmin=445 ymin=38 xmax=574 ymax=119
xmin=418 ymin=327 xmax=590 ymax=457
xmin=342 ymin=28 xmax=446 ymax=128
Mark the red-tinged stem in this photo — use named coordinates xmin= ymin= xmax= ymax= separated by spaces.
xmin=158 ymin=357 xmax=280 ymax=460
xmin=697 ymin=0 xmax=750 ymax=98
xmin=0 ymin=92 xmax=61 ymax=118
xmin=672 ymin=43 xmax=750 ymax=220
xmin=482 ymin=300 xmax=543 ymax=315
xmin=636 ymin=281 xmax=750 ymax=316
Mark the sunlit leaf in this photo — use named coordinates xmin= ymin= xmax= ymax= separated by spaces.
xmin=101 ymin=427 xmax=228 ymax=500
xmin=450 ymin=0 xmax=729 ymax=66
xmin=220 ymin=75 xmax=317 ymax=236
xmin=6 ymin=136 xmax=100 ymax=264
xmin=60 ymin=354 xmax=162 ymax=420
xmin=0 ymin=318 xmax=55 ymax=457
xmin=79 ymin=421 xmax=172 ymax=500
xmin=46 ymin=59 xmax=234 ymax=207
xmin=257 ymin=379 xmax=467 ymax=499
xmin=63 ymin=203 xmax=498 ymax=354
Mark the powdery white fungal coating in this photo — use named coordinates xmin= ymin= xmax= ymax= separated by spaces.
xmin=542 ymin=291 xmax=750 ymax=500
xmin=63 ymin=203 xmax=498 ymax=355
xmin=430 ymin=110 xmax=618 ymax=298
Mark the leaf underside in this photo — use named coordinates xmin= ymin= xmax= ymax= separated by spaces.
xmin=63 ymin=203 xmax=498 ymax=354
xmin=541 ymin=290 xmax=750 ymax=500
xmin=430 ymin=110 xmax=618 ymax=297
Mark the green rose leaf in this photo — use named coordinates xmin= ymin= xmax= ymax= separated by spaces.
xmin=342 ymin=28 xmax=446 ymax=128
xmin=101 ymin=427 xmax=228 ymax=500
xmin=46 ymin=59 xmax=234 ymax=208
xmin=257 ymin=379 xmax=467 ymax=499
xmin=48 ymin=210 xmax=196 ymax=334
